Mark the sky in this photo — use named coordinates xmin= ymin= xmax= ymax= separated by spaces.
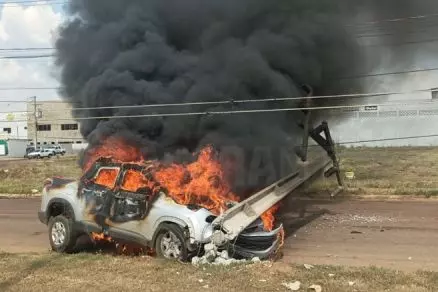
xmin=0 ymin=0 xmax=437 ymax=114
xmin=0 ymin=0 xmax=64 ymax=113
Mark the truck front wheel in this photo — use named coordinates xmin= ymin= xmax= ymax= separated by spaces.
xmin=48 ymin=215 xmax=77 ymax=253
xmin=155 ymin=224 xmax=189 ymax=262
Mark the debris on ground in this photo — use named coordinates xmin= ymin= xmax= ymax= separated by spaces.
xmin=351 ymin=230 xmax=363 ymax=234
xmin=328 ymin=273 xmax=335 ymax=277
xmin=308 ymin=284 xmax=322 ymax=292
xmin=191 ymin=244 xmax=260 ymax=266
xmin=31 ymin=189 xmax=39 ymax=194
xmin=281 ymin=281 xmax=301 ymax=291
xmin=304 ymin=264 xmax=314 ymax=270
xmin=348 ymin=281 xmax=355 ymax=286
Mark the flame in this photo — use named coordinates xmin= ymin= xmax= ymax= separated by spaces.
xmin=91 ymin=232 xmax=154 ymax=256
xmin=84 ymin=136 xmax=144 ymax=172
xmin=154 ymin=146 xmax=240 ymax=216
xmin=91 ymin=232 xmax=112 ymax=242
xmin=260 ymin=204 xmax=280 ymax=232
xmin=121 ymin=169 xmax=160 ymax=193
xmin=84 ymin=138 xmax=279 ymax=232
xmin=94 ymin=169 xmax=119 ymax=189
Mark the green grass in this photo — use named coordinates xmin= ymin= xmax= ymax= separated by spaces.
xmin=0 ymin=156 xmax=81 ymax=194
xmin=0 ymin=252 xmax=437 ymax=292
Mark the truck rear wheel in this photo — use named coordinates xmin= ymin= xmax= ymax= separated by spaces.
xmin=48 ymin=215 xmax=77 ymax=253
xmin=155 ymin=224 xmax=189 ymax=261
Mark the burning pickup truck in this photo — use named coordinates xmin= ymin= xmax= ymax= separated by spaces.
xmin=38 ymin=120 xmax=342 ymax=262
xmin=38 ymin=150 xmax=284 ymax=261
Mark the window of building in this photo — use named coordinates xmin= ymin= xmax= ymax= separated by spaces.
xmin=24 ymin=127 xmax=28 ymax=130
xmin=37 ymin=124 xmax=51 ymax=131
xmin=3 ymin=128 xmax=11 ymax=134
xmin=61 ymin=124 xmax=78 ymax=131
xmin=76 ymin=141 xmax=82 ymax=144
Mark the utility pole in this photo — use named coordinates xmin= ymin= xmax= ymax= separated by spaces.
xmin=33 ymin=96 xmax=38 ymax=147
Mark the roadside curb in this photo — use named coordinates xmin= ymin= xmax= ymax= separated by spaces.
xmin=0 ymin=194 xmax=41 ymax=199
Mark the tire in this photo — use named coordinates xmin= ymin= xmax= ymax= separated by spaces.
xmin=37 ymin=155 xmax=41 ymax=159
xmin=155 ymin=224 xmax=189 ymax=261
xmin=48 ymin=215 xmax=77 ymax=253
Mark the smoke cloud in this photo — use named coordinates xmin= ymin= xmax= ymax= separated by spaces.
xmin=55 ymin=0 xmax=364 ymax=191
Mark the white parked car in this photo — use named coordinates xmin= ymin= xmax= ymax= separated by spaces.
xmin=27 ymin=149 xmax=54 ymax=159
xmin=46 ymin=145 xmax=66 ymax=156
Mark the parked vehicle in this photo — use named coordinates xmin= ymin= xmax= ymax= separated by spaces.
xmin=27 ymin=149 xmax=54 ymax=159
xmin=45 ymin=145 xmax=66 ymax=156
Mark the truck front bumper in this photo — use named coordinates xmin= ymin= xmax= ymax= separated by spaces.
xmin=229 ymin=224 xmax=283 ymax=260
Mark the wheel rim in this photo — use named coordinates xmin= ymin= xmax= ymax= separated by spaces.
xmin=51 ymin=222 xmax=66 ymax=246
xmin=160 ymin=231 xmax=183 ymax=259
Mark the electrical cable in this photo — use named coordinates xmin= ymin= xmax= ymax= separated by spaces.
xmin=1 ymin=100 xmax=436 ymax=123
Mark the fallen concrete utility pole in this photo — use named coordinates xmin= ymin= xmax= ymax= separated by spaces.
xmin=212 ymin=152 xmax=332 ymax=241
xmin=211 ymin=85 xmax=344 ymax=243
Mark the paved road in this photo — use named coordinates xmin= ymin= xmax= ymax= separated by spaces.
xmin=0 ymin=199 xmax=48 ymax=253
xmin=1 ymin=198 xmax=438 ymax=271
xmin=279 ymin=199 xmax=438 ymax=271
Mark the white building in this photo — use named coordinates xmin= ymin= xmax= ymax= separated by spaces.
xmin=0 ymin=112 xmax=28 ymax=140
xmin=329 ymin=90 xmax=438 ymax=147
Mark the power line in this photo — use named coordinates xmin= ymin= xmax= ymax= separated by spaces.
xmin=338 ymin=67 xmax=438 ymax=80
xmin=2 ymin=0 xmax=61 ymax=3
xmin=348 ymin=12 xmax=438 ymax=27
xmin=0 ymin=68 xmax=436 ymax=93
xmin=15 ymin=134 xmax=438 ymax=146
xmin=0 ymin=87 xmax=59 ymax=91
xmin=0 ymin=100 xmax=432 ymax=123
xmin=0 ymin=47 xmax=54 ymax=51
xmin=0 ymin=54 xmax=54 ymax=59
xmin=0 ymin=88 xmax=435 ymax=111
xmin=0 ymin=1 xmax=67 ymax=7
xmin=337 ymin=134 xmax=438 ymax=145
xmin=362 ymin=37 xmax=438 ymax=47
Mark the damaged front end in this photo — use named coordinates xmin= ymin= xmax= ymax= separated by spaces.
xmin=230 ymin=219 xmax=283 ymax=260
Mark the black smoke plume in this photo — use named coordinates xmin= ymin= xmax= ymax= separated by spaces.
xmin=55 ymin=0 xmax=364 ymax=191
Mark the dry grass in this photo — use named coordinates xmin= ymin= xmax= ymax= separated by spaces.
xmin=1 ymin=147 xmax=438 ymax=197
xmin=0 ymin=156 xmax=81 ymax=195
xmin=307 ymin=147 xmax=438 ymax=198
xmin=0 ymin=252 xmax=437 ymax=292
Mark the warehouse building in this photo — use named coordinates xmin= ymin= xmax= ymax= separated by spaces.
xmin=0 ymin=112 xmax=28 ymax=140
xmin=26 ymin=100 xmax=86 ymax=147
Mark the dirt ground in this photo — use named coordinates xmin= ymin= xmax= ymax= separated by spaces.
xmin=1 ymin=198 xmax=437 ymax=272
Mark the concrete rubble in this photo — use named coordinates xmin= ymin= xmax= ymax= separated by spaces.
xmin=191 ymin=243 xmax=261 ymax=266
xmin=281 ymin=281 xmax=301 ymax=291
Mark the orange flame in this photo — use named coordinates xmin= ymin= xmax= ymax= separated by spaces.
xmin=154 ymin=146 xmax=240 ymax=216
xmin=260 ymin=204 xmax=280 ymax=232
xmin=121 ymin=169 xmax=160 ymax=193
xmin=91 ymin=232 xmax=112 ymax=242
xmin=84 ymin=136 xmax=144 ymax=172
xmin=94 ymin=169 xmax=119 ymax=189
xmin=84 ymin=138 xmax=279 ymax=231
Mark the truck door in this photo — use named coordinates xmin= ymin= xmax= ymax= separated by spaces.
xmin=111 ymin=166 xmax=158 ymax=224
xmin=80 ymin=166 xmax=121 ymax=228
